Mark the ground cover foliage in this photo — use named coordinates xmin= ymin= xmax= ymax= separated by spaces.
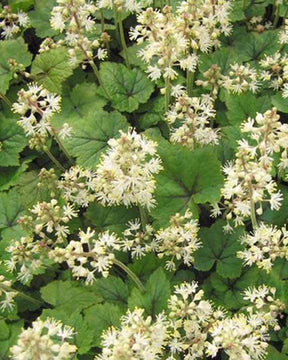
xmin=1 ymin=0 xmax=288 ymax=359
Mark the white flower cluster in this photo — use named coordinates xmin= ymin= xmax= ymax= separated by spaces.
xmin=166 ymin=94 xmax=219 ymax=150
xmin=95 ymin=308 xmax=169 ymax=360
xmin=238 ymin=223 xmax=288 ymax=272
xmin=260 ymin=52 xmax=288 ymax=98
xmin=96 ymin=282 xmax=284 ymax=360
xmin=195 ymin=64 xmax=223 ymax=98
xmin=121 ymin=219 xmax=154 ymax=258
xmin=247 ymin=16 xmax=272 ymax=32
xmin=58 ymin=166 xmax=97 ymax=207
xmin=51 ymin=228 xmax=120 ymax=283
xmin=0 ymin=5 xmax=30 ymax=39
xmin=220 ymin=63 xmax=260 ymax=94
xmin=0 ymin=273 xmax=16 ymax=312
xmin=10 ymin=317 xmax=77 ymax=360
xmin=50 ymin=0 xmax=107 ymax=66
xmin=95 ymin=129 xmax=163 ymax=210
xmin=167 ymin=281 xmax=223 ymax=360
xmin=6 ymin=199 xmax=77 ymax=284
xmin=12 ymin=83 xmax=61 ymax=149
xmin=219 ymin=108 xmax=287 ymax=228
xmin=98 ymin=0 xmax=152 ymax=13
xmin=154 ymin=210 xmax=201 ymax=271
xmin=131 ymin=1 xmax=231 ymax=82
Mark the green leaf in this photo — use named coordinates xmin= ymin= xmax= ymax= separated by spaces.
xmin=84 ymin=303 xmax=123 ymax=347
xmin=8 ymin=0 xmax=33 ymax=11
xmin=232 ymin=29 xmax=280 ymax=62
xmin=90 ymin=276 xmax=129 ymax=305
xmin=150 ymin=138 xmax=223 ymax=227
xmin=84 ymin=203 xmax=137 ymax=235
xmin=128 ymin=254 xmax=167 ymax=278
xmin=205 ymin=268 xmax=260 ymax=310
xmin=128 ymin=267 xmax=170 ymax=316
xmin=0 ymin=321 xmax=23 ymax=360
xmin=40 ymin=280 xmax=102 ymax=313
xmin=17 ymin=170 xmax=51 ymax=207
xmin=100 ymin=62 xmax=154 ymax=112
xmin=0 ymin=38 xmax=32 ymax=94
xmin=199 ymin=48 xmax=239 ymax=75
xmin=64 ymin=110 xmax=128 ymax=169
xmin=266 ymin=345 xmax=288 ymax=360
xmin=272 ymin=93 xmax=288 ymax=114
xmin=57 ymin=82 xmax=107 ymax=123
xmin=225 ymin=93 xmax=271 ymax=125
xmin=29 ymin=0 xmax=58 ymax=37
xmin=31 ymin=47 xmax=73 ymax=93
xmin=260 ymin=185 xmax=288 ymax=226
xmin=0 ymin=321 xmax=9 ymax=341
xmin=41 ymin=309 xmax=94 ymax=355
xmin=0 ymin=189 xmax=25 ymax=240
xmin=194 ymin=220 xmax=244 ymax=279
xmin=0 ymin=162 xmax=29 ymax=191
xmin=0 ymin=117 xmax=26 ymax=166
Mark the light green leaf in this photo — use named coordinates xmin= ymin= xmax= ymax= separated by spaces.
xmin=57 ymin=82 xmax=107 ymax=123
xmin=266 ymin=345 xmax=288 ymax=360
xmin=31 ymin=47 xmax=73 ymax=93
xmin=225 ymin=93 xmax=271 ymax=125
xmin=128 ymin=267 xmax=170 ymax=317
xmin=40 ymin=280 xmax=102 ymax=313
xmin=150 ymin=138 xmax=223 ymax=227
xmin=0 ymin=117 xmax=27 ymax=166
xmin=64 ymin=110 xmax=128 ymax=169
xmin=100 ymin=62 xmax=154 ymax=112
xmin=0 ymin=38 xmax=32 ymax=94
xmin=194 ymin=220 xmax=244 ymax=279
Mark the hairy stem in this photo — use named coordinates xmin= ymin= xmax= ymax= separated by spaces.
xmin=113 ymin=258 xmax=146 ymax=293
xmin=43 ymin=147 xmax=65 ymax=172
xmin=118 ymin=12 xmax=131 ymax=69
xmin=164 ymin=77 xmax=171 ymax=113
xmin=139 ymin=206 xmax=149 ymax=228
xmin=51 ymin=128 xmax=74 ymax=165
xmin=0 ymin=92 xmax=12 ymax=107
xmin=88 ymin=59 xmax=112 ymax=100
xmin=0 ymin=284 xmax=42 ymax=306
xmin=187 ymin=70 xmax=195 ymax=96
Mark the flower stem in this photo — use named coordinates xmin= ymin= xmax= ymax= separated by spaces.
xmin=113 ymin=258 xmax=145 ymax=293
xmin=0 ymin=92 xmax=12 ymax=107
xmin=187 ymin=70 xmax=195 ymax=97
xmin=43 ymin=146 xmax=65 ymax=172
xmin=118 ymin=11 xmax=131 ymax=69
xmin=51 ymin=128 xmax=74 ymax=165
xmin=164 ymin=77 xmax=171 ymax=113
xmin=0 ymin=284 xmax=42 ymax=306
xmin=88 ymin=59 xmax=112 ymax=101
xmin=139 ymin=206 xmax=149 ymax=228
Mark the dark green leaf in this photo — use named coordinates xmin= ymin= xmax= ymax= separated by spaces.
xmin=194 ymin=220 xmax=244 ymax=279
xmin=100 ymin=62 xmax=154 ymax=112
